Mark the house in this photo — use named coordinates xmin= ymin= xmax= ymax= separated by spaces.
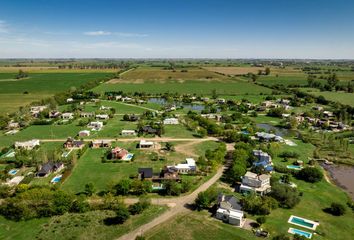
xmin=168 ymin=158 xmax=196 ymax=174
xmin=153 ymin=167 xmax=180 ymax=182
xmin=30 ymin=105 xmax=47 ymax=117
xmin=78 ymin=130 xmax=90 ymax=137
xmin=323 ymin=111 xmax=334 ymax=118
xmin=216 ymin=194 xmax=244 ymax=227
xmin=240 ymin=171 xmax=271 ymax=196
xmin=66 ymin=98 xmax=74 ymax=103
xmin=7 ymin=121 xmax=20 ymax=129
xmin=37 ymin=162 xmax=64 ymax=177
xmin=61 ymin=112 xmax=74 ymax=119
xmin=255 ymin=132 xmax=283 ymax=142
xmin=252 ymin=150 xmax=273 ymax=172
xmin=87 ymin=121 xmax=103 ymax=131
xmin=312 ymin=106 xmax=323 ymax=111
xmin=141 ymin=126 xmax=158 ymax=134
xmin=63 ymin=137 xmax=85 ymax=149
xmin=96 ymin=114 xmax=110 ymax=120
xmin=91 ymin=139 xmax=112 ymax=148
xmin=99 ymin=106 xmax=111 ymax=110
xmin=217 ymin=98 xmax=226 ymax=104
xmin=125 ymin=114 xmax=140 ymax=121
xmin=49 ymin=111 xmax=61 ymax=118
xmin=14 ymin=139 xmax=40 ymax=150
xmin=80 ymin=112 xmax=95 ymax=118
xmin=201 ymin=114 xmax=222 ymax=122
xmin=138 ymin=168 xmax=153 ymax=180
xmin=122 ymin=97 xmax=133 ymax=102
xmin=110 ymin=147 xmax=128 ymax=160
xmin=6 ymin=176 xmax=25 ymax=186
xmin=163 ymin=118 xmax=179 ymax=125
xmin=139 ymin=140 xmax=154 ymax=149
xmin=121 ymin=130 xmax=137 ymax=136
xmin=115 ymin=95 xmax=122 ymax=101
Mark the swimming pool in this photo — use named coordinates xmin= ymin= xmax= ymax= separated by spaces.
xmin=288 ymin=228 xmax=312 ymax=239
xmin=123 ymin=153 xmax=134 ymax=161
xmin=287 ymin=165 xmax=303 ymax=170
xmin=51 ymin=175 xmax=62 ymax=183
xmin=288 ymin=215 xmax=319 ymax=230
xmin=8 ymin=169 xmax=18 ymax=175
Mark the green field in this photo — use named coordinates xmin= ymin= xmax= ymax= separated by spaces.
xmin=0 ymin=72 xmax=113 ymax=113
xmin=145 ymin=211 xmax=256 ymax=240
xmin=119 ymin=67 xmax=228 ymax=81
xmin=94 ymin=80 xmax=272 ymax=96
xmin=307 ymin=91 xmax=354 ymax=106
xmin=0 ymin=206 xmax=167 ymax=240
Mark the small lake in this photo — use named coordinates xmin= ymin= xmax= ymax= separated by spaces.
xmin=148 ymin=98 xmax=210 ymax=111
xmin=256 ymin=123 xmax=291 ymax=137
xmin=322 ymin=164 xmax=354 ymax=200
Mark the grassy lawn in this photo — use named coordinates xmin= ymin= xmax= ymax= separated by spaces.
xmin=0 ymin=121 xmax=82 ymax=148
xmin=62 ymin=143 xmax=189 ymax=193
xmin=145 ymin=211 xmax=256 ymax=240
xmin=163 ymin=125 xmax=197 ymax=138
xmin=306 ymin=91 xmax=354 ymax=106
xmin=0 ymin=206 xmax=167 ymax=240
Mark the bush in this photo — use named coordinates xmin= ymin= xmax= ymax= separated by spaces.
xmin=194 ymin=188 xmax=217 ymax=210
xmin=272 ymin=234 xmax=290 ymax=240
xmin=270 ymin=183 xmax=300 ymax=208
xmin=115 ymin=205 xmax=130 ymax=224
xmin=256 ymin=216 xmax=266 ymax=225
xmin=296 ymin=167 xmax=323 ymax=183
xmin=326 ymin=202 xmax=346 ymax=216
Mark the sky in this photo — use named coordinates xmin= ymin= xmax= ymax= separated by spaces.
xmin=0 ymin=0 xmax=353 ymax=59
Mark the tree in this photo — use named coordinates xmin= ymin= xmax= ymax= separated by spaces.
xmin=114 ymin=179 xmax=131 ymax=196
xmin=163 ymin=180 xmax=181 ymax=196
xmin=165 ymin=142 xmax=175 ymax=152
xmin=327 ymin=202 xmax=346 ymax=216
xmin=270 ymin=183 xmax=300 ymax=208
xmin=194 ymin=189 xmax=217 ymax=210
xmin=84 ymin=183 xmax=95 ymax=196
xmin=265 ymin=67 xmax=271 ymax=75
xmin=327 ymin=73 xmax=339 ymax=89
xmin=272 ymin=234 xmax=290 ymax=240
xmin=256 ymin=216 xmax=266 ymax=225
xmin=296 ymin=167 xmax=323 ymax=183
xmin=293 ymin=234 xmax=307 ymax=240
xmin=115 ymin=205 xmax=130 ymax=224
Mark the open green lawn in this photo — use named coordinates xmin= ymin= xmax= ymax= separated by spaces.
xmin=0 ymin=206 xmax=167 ymax=240
xmin=94 ymin=80 xmax=272 ymax=96
xmin=145 ymin=211 xmax=256 ymax=240
xmin=257 ymin=74 xmax=309 ymax=86
xmin=163 ymin=125 xmax=197 ymax=138
xmin=0 ymin=121 xmax=82 ymax=148
xmin=0 ymin=93 xmax=51 ymax=114
xmin=62 ymin=143 xmax=189 ymax=193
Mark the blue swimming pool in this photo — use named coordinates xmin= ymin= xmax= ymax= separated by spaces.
xmin=8 ymin=169 xmax=18 ymax=175
xmin=288 ymin=228 xmax=312 ymax=239
xmin=123 ymin=153 xmax=134 ymax=161
xmin=51 ymin=175 xmax=62 ymax=183
xmin=287 ymin=165 xmax=302 ymax=170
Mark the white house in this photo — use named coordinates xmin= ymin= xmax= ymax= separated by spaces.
xmin=240 ymin=171 xmax=271 ymax=196
xmin=7 ymin=121 xmax=20 ymax=129
xmin=30 ymin=106 xmax=47 ymax=117
xmin=168 ymin=158 xmax=196 ymax=174
xmin=216 ymin=194 xmax=244 ymax=227
xmin=61 ymin=113 xmax=74 ymax=119
xmin=14 ymin=139 xmax=40 ymax=150
xmin=80 ymin=112 xmax=95 ymax=118
xmin=163 ymin=118 xmax=179 ymax=125
xmin=139 ymin=140 xmax=154 ymax=149
xmin=121 ymin=130 xmax=137 ymax=136
xmin=78 ymin=130 xmax=90 ymax=137
xmin=66 ymin=98 xmax=74 ymax=103
xmin=96 ymin=114 xmax=110 ymax=120
xmin=122 ymin=97 xmax=133 ymax=102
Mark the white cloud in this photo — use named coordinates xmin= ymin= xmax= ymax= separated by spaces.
xmin=84 ymin=31 xmax=112 ymax=36
xmin=84 ymin=30 xmax=148 ymax=37
xmin=0 ymin=20 xmax=9 ymax=33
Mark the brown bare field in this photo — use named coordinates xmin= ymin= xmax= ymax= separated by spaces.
xmin=204 ymin=66 xmax=302 ymax=76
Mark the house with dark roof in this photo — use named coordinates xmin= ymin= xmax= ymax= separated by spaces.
xmin=138 ymin=168 xmax=153 ymax=180
xmin=37 ymin=162 xmax=64 ymax=177
xmin=216 ymin=194 xmax=244 ymax=227
xmin=63 ymin=137 xmax=85 ymax=149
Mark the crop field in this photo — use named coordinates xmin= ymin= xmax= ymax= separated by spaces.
xmin=0 ymin=71 xmax=113 ymax=113
xmin=0 ymin=67 xmax=118 ymax=73
xmin=94 ymin=80 xmax=273 ymax=96
xmin=204 ymin=66 xmax=301 ymax=76
xmin=306 ymin=91 xmax=354 ymax=106
xmin=112 ymin=67 xmax=228 ymax=82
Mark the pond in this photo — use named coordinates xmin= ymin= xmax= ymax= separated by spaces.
xmin=148 ymin=98 xmax=209 ymax=111
xmin=322 ymin=164 xmax=354 ymax=200
xmin=256 ymin=123 xmax=292 ymax=137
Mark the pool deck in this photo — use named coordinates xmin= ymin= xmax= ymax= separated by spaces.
xmin=288 ymin=228 xmax=312 ymax=239
xmin=288 ymin=215 xmax=319 ymax=230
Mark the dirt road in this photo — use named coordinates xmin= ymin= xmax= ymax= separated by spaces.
xmin=117 ymin=165 xmax=226 ymax=240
